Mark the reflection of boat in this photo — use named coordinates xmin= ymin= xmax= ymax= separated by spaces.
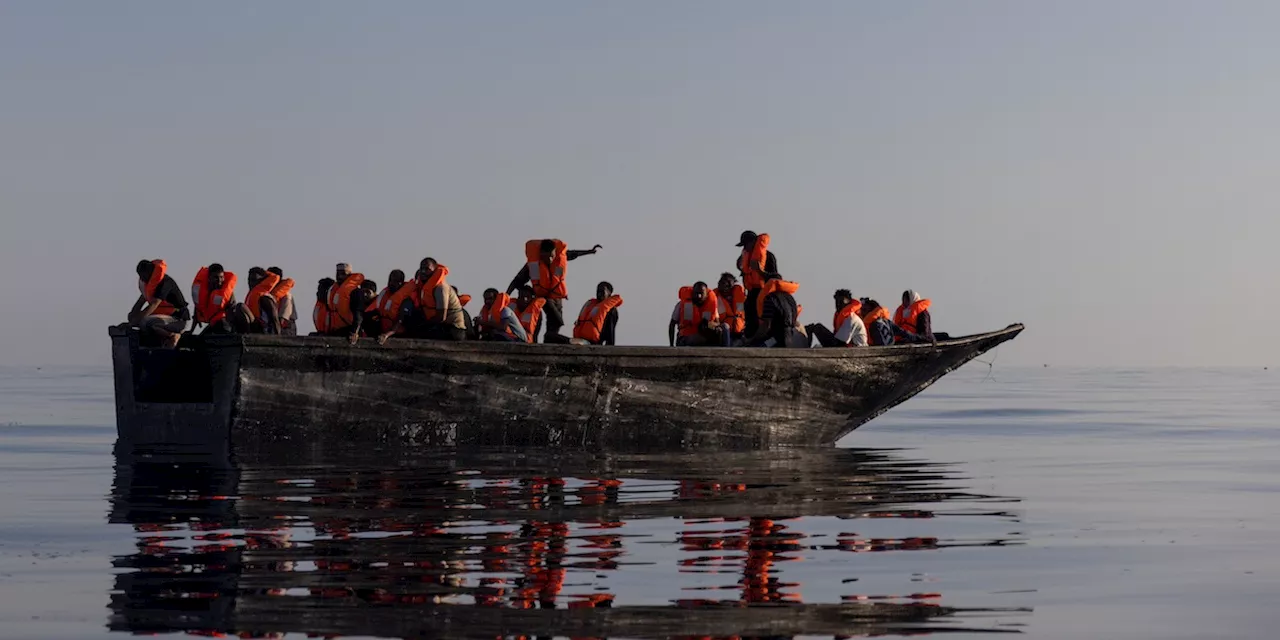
xmin=109 ymin=323 xmax=1023 ymax=448
xmin=107 ymin=443 xmax=1028 ymax=638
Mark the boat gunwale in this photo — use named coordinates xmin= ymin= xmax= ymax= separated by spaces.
xmin=212 ymin=323 xmax=1024 ymax=360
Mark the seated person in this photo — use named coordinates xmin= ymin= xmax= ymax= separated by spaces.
xmin=806 ymin=289 xmax=867 ymax=347
xmin=571 ymin=282 xmax=623 ymax=346
xmin=128 ymin=259 xmax=190 ymax=348
xmin=477 ymin=288 xmax=529 ymax=342
xmin=191 ymin=263 xmax=237 ymax=336
xmin=746 ymin=276 xmax=806 ymax=348
xmin=859 ymin=298 xmax=896 ymax=347
xmin=669 ymin=282 xmax=728 ymax=347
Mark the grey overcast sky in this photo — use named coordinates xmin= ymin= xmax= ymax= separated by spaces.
xmin=2 ymin=1 xmax=1276 ymax=367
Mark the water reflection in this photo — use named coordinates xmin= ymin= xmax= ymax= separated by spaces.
xmin=108 ymin=443 xmax=1029 ymax=638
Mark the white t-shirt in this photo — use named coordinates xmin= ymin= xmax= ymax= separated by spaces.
xmin=835 ymin=313 xmax=868 ymax=347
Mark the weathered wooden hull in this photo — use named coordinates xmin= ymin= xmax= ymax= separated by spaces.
xmin=110 ymin=323 xmax=1022 ymax=448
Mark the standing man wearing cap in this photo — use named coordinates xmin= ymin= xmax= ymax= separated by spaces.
xmin=735 ymin=231 xmax=779 ymax=339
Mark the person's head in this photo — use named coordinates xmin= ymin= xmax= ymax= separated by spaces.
xmin=135 ymin=260 xmax=155 ymax=281
xmin=517 ymin=285 xmax=536 ymax=308
xmin=248 ymin=266 xmax=267 ymax=287
xmin=735 ymin=230 xmax=758 ymax=249
xmin=420 ymin=257 xmax=438 ymax=275
xmin=717 ymin=272 xmax=737 ymax=294
xmin=863 ymin=298 xmax=882 ymax=314
xmin=267 ymin=266 xmax=283 ymax=278
xmin=483 ymin=288 xmax=500 ymax=306
xmin=361 ymin=280 xmax=377 ymax=295
xmin=387 ymin=269 xmax=406 ymax=290
xmin=691 ymin=281 xmax=709 ymax=305
xmin=208 ymin=263 xmax=227 ymax=288
xmin=902 ymin=290 xmax=919 ymax=307
xmin=834 ymin=288 xmax=853 ymax=311
xmin=336 ymin=263 xmax=352 ymax=281
xmin=316 ymin=277 xmax=334 ymax=302
xmin=539 ymin=239 xmax=557 ymax=261
xmin=596 ymin=281 xmax=614 ymax=300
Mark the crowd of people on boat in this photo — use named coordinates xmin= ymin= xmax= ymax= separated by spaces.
xmin=126 ymin=231 xmax=942 ymax=349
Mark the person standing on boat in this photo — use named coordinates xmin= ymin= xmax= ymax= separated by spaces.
xmin=806 ymin=289 xmax=867 ymax=347
xmin=893 ymin=290 xmax=942 ymax=344
xmin=745 ymin=276 xmax=805 ymax=348
xmin=190 ymin=263 xmax=237 ymax=335
xmin=858 ymin=298 xmax=896 ymax=346
xmin=326 ymin=263 xmax=367 ymax=344
xmin=572 ymin=282 xmax=623 ymax=346
xmin=413 ymin=258 xmax=467 ymax=341
xmin=128 ymin=259 xmax=190 ymax=348
xmin=669 ymin=282 xmax=728 ymax=347
xmin=736 ymin=231 xmax=779 ymax=339
xmin=506 ymin=239 xmax=602 ymax=343
xmin=715 ymin=273 xmax=747 ymax=345
xmin=266 ymin=267 xmax=298 ymax=336
xmin=478 ymin=289 xmax=529 ymax=343
xmin=509 ymin=285 xmax=546 ymax=344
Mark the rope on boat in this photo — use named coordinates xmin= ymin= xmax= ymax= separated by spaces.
xmin=973 ymin=345 xmax=1000 ymax=383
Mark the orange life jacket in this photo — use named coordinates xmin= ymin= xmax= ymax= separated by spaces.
xmin=326 ymin=273 xmax=366 ymax=331
xmin=524 ymin=239 xmax=568 ymax=299
xmin=861 ymin=305 xmax=891 ymax=325
xmin=270 ymin=278 xmax=294 ymax=327
xmin=676 ymin=287 xmax=719 ymax=338
xmin=715 ymin=285 xmax=746 ymax=334
xmin=481 ymin=292 xmax=515 ymax=338
xmin=246 ymin=272 xmax=281 ymax=323
xmin=573 ymin=295 xmax=623 ymax=343
xmin=509 ymin=298 xmax=546 ymax=344
xmin=139 ymin=259 xmax=179 ymax=316
xmin=191 ymin=267 xmax=237 ymax=325
xmin=833 ymin=301 xmax=863 ymax=345
xmin=416 ymin=266 xmax=449 ymax=322
xmin=737 ymin=233 xmax=771 ymax=289
xmin=458 ymin=293 xmax=471 ymax=307
xmin=373 ymin=282 xmax=419 ymax=333
xmin=893 ymin=298 xmax=932 ymax=341
xmin=313 ymin=299 xmax=332 ymax=334
xmin=756 ymin=278 xmax=799 ymax=317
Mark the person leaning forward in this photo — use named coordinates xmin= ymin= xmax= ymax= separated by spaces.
xmin=506 ymin=239 xmax=601 ymax=344
xmin=128 ymin=259 xmax=190 ymax=348
xmin=669 ymin=281 xmax=728 ymax=347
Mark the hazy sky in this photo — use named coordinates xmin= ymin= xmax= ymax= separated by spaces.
xmin=3 ymin=1 xmax=1277 ymax=367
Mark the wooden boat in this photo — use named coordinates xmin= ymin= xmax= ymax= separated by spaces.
xmin=109 ymin=323 xmax=1023 ymax=449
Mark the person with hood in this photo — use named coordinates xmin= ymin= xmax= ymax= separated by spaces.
xmin=893 ymin=290 xmax=944 ymax=344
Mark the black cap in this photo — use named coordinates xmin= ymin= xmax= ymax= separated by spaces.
xmin=735 ymin=230 xmax=758 ymax=247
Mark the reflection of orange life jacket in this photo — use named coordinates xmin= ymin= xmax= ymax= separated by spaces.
xmin=525 ymin=239 xmax=568 ymax=299
xmin=737 ymin=233 xmax=771 ymax=289
xmin=372 ymin=282 xmax=419 ymax=333
xmin=509 ymin=298 xmax=546 ymax=343
xmin=480 ymin=292 xmax=515 ymax=338
xmin=191 ymin=267 xmax=237 ymax=324
xmin=416 ymin=266 xmax=449 ymax=322
xmin=756 ymin=278 xmax=799 ymax=317
xmin=677 ymin=287 xmax=719 ymax=338
xmin=833 ymin=300 xmax=863 ymax=344
xmin=893 ymin=299 xmax=931 ymax=341
xmin=573 ymin=295 xmax=623 ymax=343
xmin=140 ymin=259 xmax=179 ymax=316
xmin=716 ymin=285 xmax=746 ymax=334
xmin=313 ymin=299 xmax=331 ymax=334
xmin=246 ymin=272 xmax=281 ymax=322
xmin=326 ymin=273 xmax=366 ymax=331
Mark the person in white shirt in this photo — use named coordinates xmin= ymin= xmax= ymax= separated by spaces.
xmin=806 ymin=289 xmax=867 ymax=347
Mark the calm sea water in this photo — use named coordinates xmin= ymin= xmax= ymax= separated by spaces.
xmin=1 ymin=364 xmax=1278 ymax=639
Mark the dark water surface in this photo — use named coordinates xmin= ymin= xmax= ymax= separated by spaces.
xmin=1 ymin=365 xmax=1278 ymax=639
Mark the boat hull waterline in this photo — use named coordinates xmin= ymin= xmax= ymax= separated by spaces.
xmin=110 ymin=324 xmax=1023 ymax=448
